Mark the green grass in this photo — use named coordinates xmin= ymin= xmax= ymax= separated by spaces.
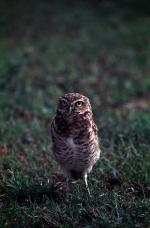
xmin=0 ymin=1 xmax=150 ymax=227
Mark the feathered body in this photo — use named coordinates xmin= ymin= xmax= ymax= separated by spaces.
xmin=50 ymin=93 xmax=100 ymax=194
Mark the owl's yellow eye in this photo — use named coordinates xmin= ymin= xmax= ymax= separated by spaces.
xmin=75 ymin=101 xmax=84 ymax=108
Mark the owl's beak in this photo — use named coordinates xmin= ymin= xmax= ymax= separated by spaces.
xmin=69 ymin=105 xmax=73 ymax=114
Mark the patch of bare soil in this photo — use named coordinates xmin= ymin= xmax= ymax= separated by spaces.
xmin=121 ymin=96 xmax=150 ymax=111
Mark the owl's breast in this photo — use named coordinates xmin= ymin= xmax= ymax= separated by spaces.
xmin=54 ymin=130 xmax=99 ymax=171
xmin=67 ymin=137 xmax=76 ymax=148
xmin=51 ymin=115 xmax=100 ymax=173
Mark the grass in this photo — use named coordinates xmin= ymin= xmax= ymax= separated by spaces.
xmin=0 ymin=1 xmax=150 ymax=227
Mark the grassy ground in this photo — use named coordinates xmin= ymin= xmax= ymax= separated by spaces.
xmin=0 ymin=1 xmax=150 ymax=227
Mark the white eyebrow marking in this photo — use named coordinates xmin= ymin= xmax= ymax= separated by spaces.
xmin=72 ymin=99 xmax=84 ymax=104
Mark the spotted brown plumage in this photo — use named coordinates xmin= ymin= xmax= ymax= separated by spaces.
xmin=50 ymin=93 xmax=100 ymax=196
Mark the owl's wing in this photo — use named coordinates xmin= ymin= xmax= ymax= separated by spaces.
xmin=92 ymin=122 xmax=98 ymax=135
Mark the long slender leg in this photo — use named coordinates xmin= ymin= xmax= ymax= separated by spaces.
xmin=83 ymin=173 xmax=92 ymax=198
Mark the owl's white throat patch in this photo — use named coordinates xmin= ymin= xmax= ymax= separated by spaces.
xmin=67 ymin=137 xmax=75 ymax=147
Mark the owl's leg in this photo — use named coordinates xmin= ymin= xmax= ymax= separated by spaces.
xmin=83 ymin=173 xmax=91 ymax=198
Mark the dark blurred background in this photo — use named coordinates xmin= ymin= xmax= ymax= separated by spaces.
xmin=0 ymin=0 xmax=150 ymax=154
xmin=0 ymin=0 xmax=150 ymax=113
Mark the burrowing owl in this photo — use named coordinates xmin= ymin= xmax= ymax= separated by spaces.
xmin=50 ymin=93 xmax=100 ymax=195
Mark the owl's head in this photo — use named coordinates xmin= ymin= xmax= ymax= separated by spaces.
xmin=56 ymin=93 xmax=92 ymax=117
